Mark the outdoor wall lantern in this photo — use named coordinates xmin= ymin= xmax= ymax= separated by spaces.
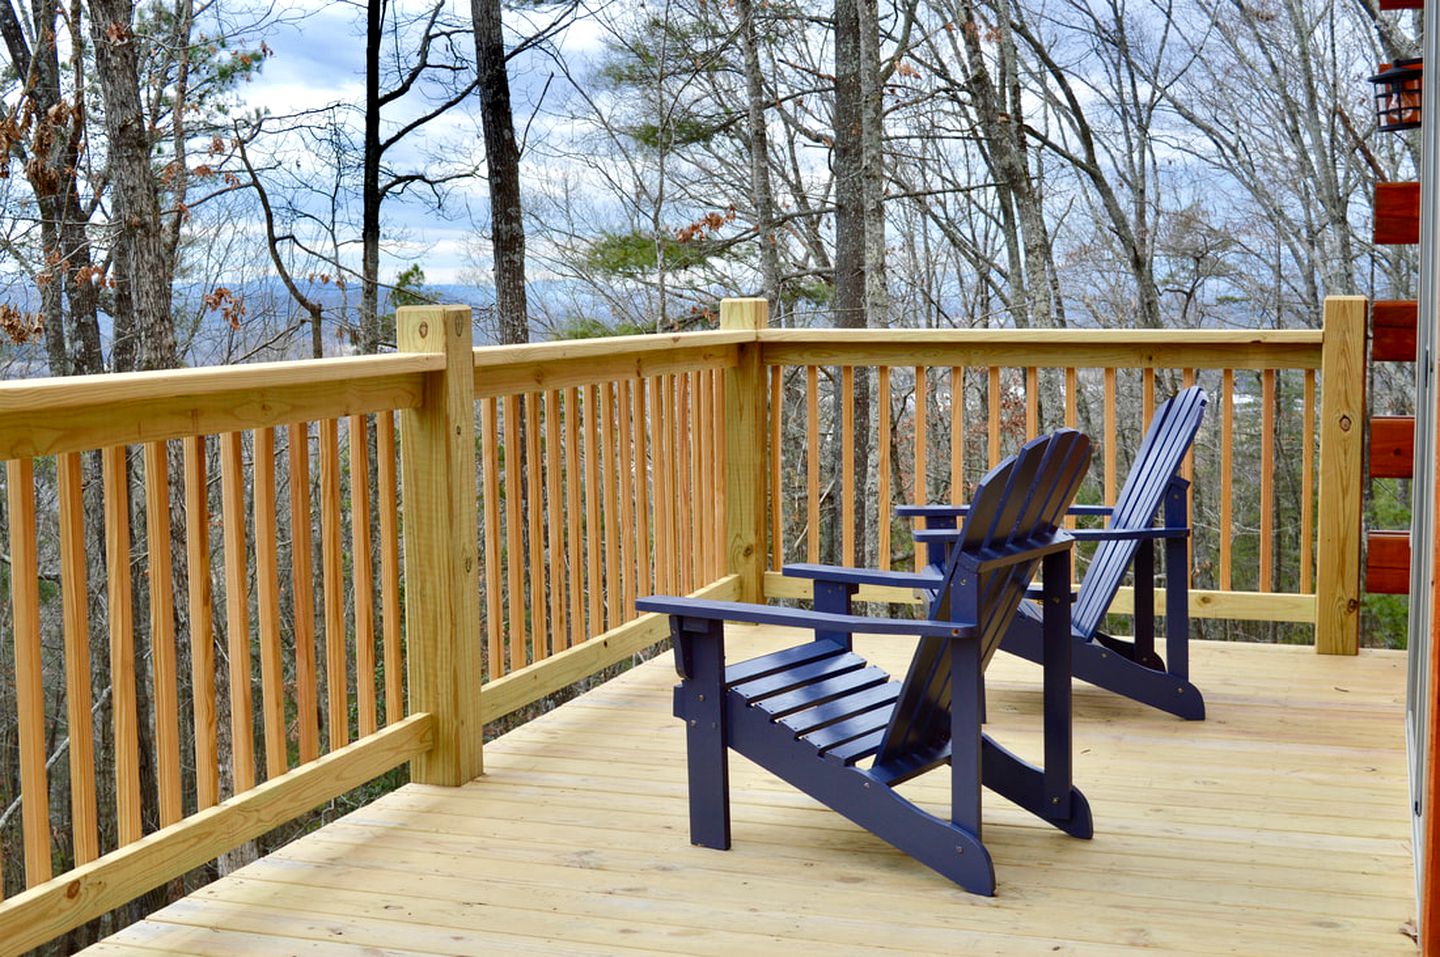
xmin=1370 ymin=58 xmax=1424 ymax=132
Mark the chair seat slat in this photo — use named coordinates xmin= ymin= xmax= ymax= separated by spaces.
xmin=780 ymin=681 xmax=901 ymax=736
xmin=731 ymin=652 xmax=866 ymax=701
xmin=757 ymin=667 xmax=890 ymax=718
xmin=723 ymin=639 xmax=846 ymax=685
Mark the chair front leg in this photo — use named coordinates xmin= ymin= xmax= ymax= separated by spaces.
xmin=1133 ymin=538 xmax=1156 ymax=665
xmin=676 ymin=615 xmax=731 ymax=850
xmin=813 ymin=580 xmax=857 ymax=652
xmin=1164 ymin=479 xmax=1191 ymax=681
xmin=1041 ymin=548 xmax=1073 ymax=818
xmin=950 ymin=634 xmax=984 ymax=840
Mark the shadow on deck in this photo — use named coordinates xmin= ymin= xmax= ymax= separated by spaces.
xmin=88 ymin=630 xmax=1415 ymax=956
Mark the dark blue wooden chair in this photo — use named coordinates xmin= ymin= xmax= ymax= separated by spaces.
xmin=794 ymin=387 xmax=1207 ymax=720
xmin=637 ymin=429 xmax=1093 ymax=896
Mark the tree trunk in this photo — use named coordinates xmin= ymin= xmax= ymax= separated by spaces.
xmin=737 ymin=0 xmax=781 ymax=313
xmin=471 ymin=0 xmax=528 ymax=346
xmin=89 ymin=0 xmax=176 ymax=369
xmin=361 ymin=0 xmax=384 ymax=352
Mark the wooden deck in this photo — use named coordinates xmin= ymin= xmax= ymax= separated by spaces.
xmin=87 ymin=629 xmax=1416 ymax=956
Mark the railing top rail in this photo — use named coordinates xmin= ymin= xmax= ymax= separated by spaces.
xmin=472 ymin=330 xmax=748 ymax=398
xmin=757 ymin=327 xmax=1325 ymax=370
xmin=0 ymin=352 xmax=441 ymax=458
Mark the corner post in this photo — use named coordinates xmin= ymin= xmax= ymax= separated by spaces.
xmin=1315 ymin=295 xmax=1367 ymax=655
xmin=720 ymin=297 xmax=768 ymax=602
xmin=397 ymin=304 xmax=483 ymax=783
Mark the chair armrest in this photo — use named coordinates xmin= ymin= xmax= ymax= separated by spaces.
xmin=782 ymin=563 xmax=940 ymax=589
xmin=635 ymin=596 xmax=974 ymax=639
xmin=1067 ymin=504 xmax=1114 ymax=516
xmin=895 ymin=503 xmax=970 ymax=518
xmin=1069 ymin=526 xmax=1189 ymax=542
xmin=1025 ymin=584 xmax=1079 ymax=602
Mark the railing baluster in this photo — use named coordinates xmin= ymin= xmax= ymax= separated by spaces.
xmin=914 ymin=365 xmax=928 ymax=508
xmin=988 ymin=366 xmax=1001 ymax=468
xmin=652 ymin=376 xmax=672 ymax=597
xmin=1143 ymin=367 xmax=1155 ymax=426
xmin=565 ymin=388 xmax=584 ymax=647
xmin=58 ymin=450 xmax=100 ymax=860
xmin=318 ymin=419 xmax=347 ymax=749
xmin=1220 ymin=369 xmax=1234 ymax=590
xmin=842 ymin=365 xmax=855 ymax=566
xmin=602 ymin=382 xmax=622 ymax=629
xmin=770 ymin=365 xmax=783 ymax=570
xmin=547 ymin=389 xmax=568 ymax=643
xmin=618 ymin=381 xmax=637 ymax=620
xmin=806 ymin=365 xmax=820 ymax=563
xmin=585 ymin=383 xmax=604 ymax=633
xmin=1182 ymin=370 xmax=1196 ymax=583
xmin=253 ymin=427 xmax=288 ymax=774
xmin=220 ymin=433 xmax=257 ymax=789
xmin=526 ymin=394 xmax=548 ymax=657
xmin=287 ymin=425 xmax=319 ymax=761
xmin=950 ymin=366 xmax=964 ymax=504
xmin=695 ymin=371 xmax=712 ymax=580
xmin=878 ymin=366 xmax=892 ymax=570
xmin=183 ymin=436 xmax=220 ymax=807
xmin=481 ymin=398 xmax=504 ymax=671
xmin=633 ymin=379 xmax=653 ymax=599
xmin=712 ymin=369 xmax=727 ymax=582
xmin=503 ymin=394 xmax=527 ymax=669
xmin=1104 ymin=368 xmax=1117 ymax=506
xmin=376 ymin=411 xmax=403 ymax=724
xmin=1302 ymin=369 xmax=1316 ymax=593
xmin=1026 ymin=367 xmax=1039 ymax=437
xmin=143 ymin=441 xmax=184 ymax=820
xmin=1260 ymin=369 xmax=1276 ymax=592
xmin=9 ymin=457 xmax=50 ymax=884
xmin=348 ymin=415 xmax=377 ymax=735
xmin=677 ymin=373 xmax=695 ymax=592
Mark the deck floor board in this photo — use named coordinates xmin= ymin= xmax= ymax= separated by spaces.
xmin=91 ymin=630 xmax=1418 ymax=955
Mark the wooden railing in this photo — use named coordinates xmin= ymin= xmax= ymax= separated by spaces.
xmin=0 ymin=296 xmax=1366 ymax=952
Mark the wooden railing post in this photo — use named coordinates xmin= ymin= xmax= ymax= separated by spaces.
xmin=720 ymin=297 xmax=768 ymax=602
xmin=1315 ymin=295 xmax=1367 ymax=655
xmin=397 ymin=305 xmax=483 ymax=782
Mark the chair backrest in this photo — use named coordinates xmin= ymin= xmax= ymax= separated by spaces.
xmin=876 ymin=429 xmax=1092 ymax=767
xmin=1071 ymin=386 xmax=1207 ymax=639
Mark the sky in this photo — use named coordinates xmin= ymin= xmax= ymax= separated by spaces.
xmin=236 ymin=0 xmax=608 ymax=285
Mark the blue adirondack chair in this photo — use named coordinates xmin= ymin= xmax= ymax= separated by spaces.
xmin=637 ymin=429 xmax=1094 ymax=896
xmin=792 ymin=387 xmax=1207 ymax=720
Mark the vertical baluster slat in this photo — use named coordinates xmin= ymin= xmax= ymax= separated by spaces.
xmin=183 ymin=437 xmax=220 ymax=808
xmin=914 ymin=366 xmax=928 ymax=500
xmin=1181 ymin=370 xmax=1196 ymax=582
xmin=1220 ymin=369 xmax=1234 ymax=590
xmin=878 ymin=366 xmax=892 ymax=570
xmin=9 ymin=458 xmax=51 ymax=883
xmin=770 ymin=365 xmax=782 ymax=570
xmin=252 ymin=427 xmax=287 ymax=776
xmin=566 ymin=388 xmax=585 ymax=645
xmin=696 ymin=372 xmax=714 ymax=580
xmin=1025 ymin=367 xmax=1039 ymax=437
xmin=58 ymin=451 xmax=99 ymax=860
xmin=546 ymin=389 xmax=568 ymax=645
xmin=1104 ymin=368 xmax=1118 ymax=505
xmin=602 ymin=382 xmax=622 ymax=628
xmin=1259 ymin=369 xmax=1276 ymax=592
xmin=677 ymin=374 xmax=694 ymax=592
xmin=987 ymin=367 xmax=1001 ymax=468
xmin=503 ymin=395 xmax=526 ymax=670
xmin=618 ymin=381 xmax=637 ymax=619
xmin=633 ymin=379 xmax=653 ymax=599
xmin=481 ymin=398 xmax=504 ymax=671
xmin=1302 ymin=369 xmax=1316 ymax=593
xmin=376 ymin=412 xmax=403 ymax=724
xmin=287 ymin=425 xmax=319 ymax=761
xmin=347 ymin=416 xmax=376 ymax=735
xmin=525 ymin=395 xmax=547 ymax=658
xmin=712 ymin=369 xmax=727 ymax=581
xmin=652 ymin=376 xmax=672 ymax=597
xmin=806 ymin=365 xmax=819 ymax=563
xmin=318 ymin=419 xmax=347 ymax=749
xmin=219 ymin=434 xmax=256 ymax=790
xmin=585 ymin=384 xmax=604 ymax=632
xmin=1143 ymin=367 xmax=1155 ymax=426
xmin=142 ymin=441 xmax=184 ymax=821
xmin=950 ymin=367 xmax=964 ymax=504
xmin=1064 ymin=368 xmax=1078 ymax=530
xmin=842 ymin=366 xmax=855 ymax=566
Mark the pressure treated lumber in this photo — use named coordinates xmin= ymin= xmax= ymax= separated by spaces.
xmin=397 ymin=305 xmax=483 ymax=785
xmin=1315 ymin=296 xmax=1367 ymax=654
xmin=719 ymin=298 xmax=768 ymax=602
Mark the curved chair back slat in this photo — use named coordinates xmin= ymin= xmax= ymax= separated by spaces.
xmin=877 ymin=430 xmax=1092 ymax=766
xmin=1071 ymin=387 xmax=1207 ymax=639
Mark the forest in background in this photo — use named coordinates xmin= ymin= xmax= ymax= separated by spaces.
xmin=0 ymin=0 xmax=1426 ymax=949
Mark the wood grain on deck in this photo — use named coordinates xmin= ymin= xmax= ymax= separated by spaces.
xmin=91 ymin=632 xmax=1417 ymax=956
